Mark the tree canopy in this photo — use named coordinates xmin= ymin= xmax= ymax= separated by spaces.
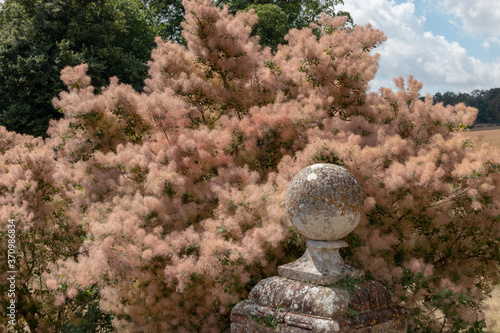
xmin=0 ymin=0 xmax=156 ymax=137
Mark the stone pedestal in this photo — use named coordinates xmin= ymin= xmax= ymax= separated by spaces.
xmin=230 ymin=164 xmax=407 ymax=332
xmin=231 ymin=276 xmax=407 ymax=332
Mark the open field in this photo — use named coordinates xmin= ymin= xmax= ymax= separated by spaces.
xmin=485 ymin=289 xmax=500 ymax=332
xmin=466 ymin=127 xmax=500 ymax=150
xmin=464 ymin=126 xmax=500 ymax=331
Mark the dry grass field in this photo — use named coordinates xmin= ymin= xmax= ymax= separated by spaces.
xmin=464 ymin=127 xmax=500 ymax=332
xmin=467 ymin=127 xmax=500 ymax=150
xmin=484 ymin=288 xmax=500 ymax=332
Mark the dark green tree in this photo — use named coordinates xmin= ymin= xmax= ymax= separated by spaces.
xmin=139 ymin=0 xmax=186 ymax=43
xmin=229 ymin=0 xmax=351 ymax=50
xmin=0 ymin=0 xmax=156 ymax=137
xmin=488 ymin=92 xmax=500 ymax=122
xmin=239 ymin=3 xmax=289 ymax=50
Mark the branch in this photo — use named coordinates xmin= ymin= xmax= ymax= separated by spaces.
xmin=429 ymin=187 xmax=470 ymax=208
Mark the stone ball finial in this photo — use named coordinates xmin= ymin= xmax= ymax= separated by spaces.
xmin=286 ymin=163 xmax=364 ymax=241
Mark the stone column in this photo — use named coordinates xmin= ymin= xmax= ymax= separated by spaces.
xmin=230 ymin=164 xmax=407 ymax=332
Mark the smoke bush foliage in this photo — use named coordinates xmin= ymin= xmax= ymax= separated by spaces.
xmin=1 ymin=0 xmax=499 ymax=331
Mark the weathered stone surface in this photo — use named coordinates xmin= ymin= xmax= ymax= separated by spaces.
xmin=349 ymin=281 xmax=392 ymax=312
xmin=230 ymin=316 xmax=407 ymax=333
xmin=278 ymin=240 xmax=364 ymax=285
xmin=230 ymin=276 xmax=407 ymax=333
xmin=281 ymin=164 xmax=365 ymax=285
xmin=247 ymin=276 xmax=350 ymax=318
xmin=286 ymin=164 xmax=363 ymax=241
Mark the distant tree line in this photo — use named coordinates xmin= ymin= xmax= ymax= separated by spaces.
xmin=430 ymin=88 xmax=500 ymax=124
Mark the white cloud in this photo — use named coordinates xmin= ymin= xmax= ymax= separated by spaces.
xmin=481 ymin=36 xmax=500 ymax=50
xmin=441 ymin=0 xmax=500 ymax=36
xmin=336 ymin=0 xmax=500 ymax=94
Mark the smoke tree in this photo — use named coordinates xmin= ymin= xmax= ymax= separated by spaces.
xmin=0 ymin=128 xmax=116 ymax=332
xmin=1 ymin=0 xmax=499 ymax=331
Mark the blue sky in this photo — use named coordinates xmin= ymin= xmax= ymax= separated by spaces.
xmin=336 ymin=0 xmax=500 ymax=95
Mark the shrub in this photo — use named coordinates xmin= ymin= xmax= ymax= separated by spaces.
xmin=1 ymin=0 xmax=499 ymax=331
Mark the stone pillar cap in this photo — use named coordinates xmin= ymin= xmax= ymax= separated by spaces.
xmin=286 ymin=163 xmax=364 ymax=241
xmin=280 ymin=163 xmax=364 ymax=285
